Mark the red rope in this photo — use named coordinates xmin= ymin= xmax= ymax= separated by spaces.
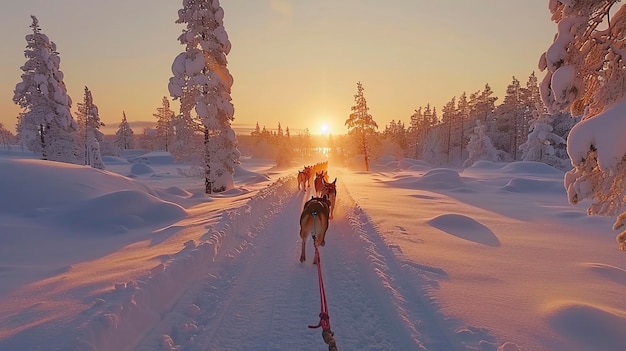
xmin=308 ymin=242 xmax=331 ymax=331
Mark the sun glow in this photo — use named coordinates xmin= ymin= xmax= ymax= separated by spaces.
xmin=320 ymin=123 xmax=330 ymax=135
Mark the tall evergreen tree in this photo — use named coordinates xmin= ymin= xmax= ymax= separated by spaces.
xmin=115 ymin=111 xmax=134 ymax=152
xmin=441 ymin=97 xmax=457 ymax=164
xmin=169 ymin=0 xmax=241 ymax=193
xmin=457 ymin=92 xmax=470 ymax=161
xmin=13 ymin=16 xmax=78 ymax=163
xmin=345 ymin=82 xmax=379 ymax=171
xmin=153 ymin=96 xmax=175 ymax=152
xmin=79 ymin=86 xmax=105 ymax=169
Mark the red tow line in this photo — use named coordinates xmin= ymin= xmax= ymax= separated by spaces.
xmin=308 ymin=232 xmax=338 ymax=351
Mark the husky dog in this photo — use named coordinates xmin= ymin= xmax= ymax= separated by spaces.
xmin=320 ymin=178 xmax=337 ymax=219
xmin=297 ymin=166 xmax=312 ymax=190
xmin=299 ymin=195 xmax=331 ymax=264
xmin=314 ymin=171 xmax=327 ymax=196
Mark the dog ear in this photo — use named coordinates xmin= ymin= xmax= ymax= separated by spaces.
xmin=332 ymin=178 xmax=337 ymax=184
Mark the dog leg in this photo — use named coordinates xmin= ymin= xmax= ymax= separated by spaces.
xmin=300 ymin=231 xmax=307 ymax=262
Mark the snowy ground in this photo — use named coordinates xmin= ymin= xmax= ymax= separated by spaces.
xmin=0 ymin=149 xmax=625 ymax=351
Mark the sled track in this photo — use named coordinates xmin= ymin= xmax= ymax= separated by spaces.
xmin=125 ymin=175 xmax=464 ymax=350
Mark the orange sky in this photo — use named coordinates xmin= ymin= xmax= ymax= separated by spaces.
xmin=0 ymin=1 xmax=555 ymax=136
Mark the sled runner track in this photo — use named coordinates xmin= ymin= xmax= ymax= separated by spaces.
xmin=337 ymin=177 xmax=463 ymax=351
xmin=133 ymin=174 xmax=462 ymax=350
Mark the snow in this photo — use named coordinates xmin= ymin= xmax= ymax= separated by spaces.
xmin=0 ymin=149 xmax=625 ymax=351
xmin=567 ymin=97 xmax=626 ymax=172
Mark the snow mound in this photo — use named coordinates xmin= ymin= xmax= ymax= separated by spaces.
xmin=128 ymin=151 xmax=176 ymax=165
xmin=160 ymin=186 xmax=193 ymax=197
xmin=0 ymin=158 xmax=155 ymax=214
xmin=390 ymin=168 xmax=465 ymax=190
xmin=234 ymin=164 xmax=271 ymax=184
xmin=502 ymin=177 xmax=565 ymax=194
xmin=581 ymin=263 xmax=626 ymax=286
xmin=546 ymin=302 xmax=626 ymax=351
xmin=428 ymin=213 xmax=500 ymax=247
xmin=131 ymin=163 xmax=156 ymax=175
xmin=102 ymin=156 xmax=130 ymax=165
xmin=418 ymin=168 xmax=465 ymax=189
xmin=399 ymin=158 xmax=433 ymax=171
xmin=54 ymin=190 xmax=187 ymax=233
xmin=466 ymin=160 xmax=506 ymax=170
xmin=500 ymin=161 xmax=563 ymax=176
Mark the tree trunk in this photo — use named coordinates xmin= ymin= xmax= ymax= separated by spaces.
xmin=362 ymin=132 xmax=369 ymax=171
xmin=204 ymin=127 xmax=212 ymax=194
xmin=39 ymin=124 xmax=47 ymax=160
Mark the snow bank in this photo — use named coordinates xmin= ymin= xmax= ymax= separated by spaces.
xmin=0 ymin=159 xmax=156 ymax=214
xmin=73 ymin=176 xmax=298 ymax=350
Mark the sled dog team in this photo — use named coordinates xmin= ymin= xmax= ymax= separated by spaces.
xmin=297 ymin=161 xmax=337 ymax=264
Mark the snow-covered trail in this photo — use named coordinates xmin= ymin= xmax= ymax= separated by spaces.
xmin=133 ymin=172 xmax=460 ymax=351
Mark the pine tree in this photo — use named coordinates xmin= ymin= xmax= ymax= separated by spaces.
xmin=441 ymin=97 xmax=457 ymax=164
xmin=169 ymin=0 xmax=240 ymax=193
xmin=496 ymin=76 xmax=523 ymax=159
xmin=171 ymin=112 xmax=202 ymax=163
xmin=79 ymin=86 xmax=105 ymax=169
xmin=519 ymin=105 xmax=567 ymax=169
xmin=0 ymin=123 xmax=14 ymax=150
xmin=464 ymin=120 xmax=500 ymax=167
xmin=115 ymin=111 xmax=135 ymax=152
xmin=13 ymin=16 xmax=78 ymax=163
xmin=345 ymin=82 xmax=379 ymax=171
xmin=540 ymin=1 xmax=626 ymax=248
xmin=153 ymin=96 xmax=175 ymax=152
xmin=457 ymin=92 xmax=470 ymax=161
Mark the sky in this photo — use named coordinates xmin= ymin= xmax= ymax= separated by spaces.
xmin=0 ymin=1 xmax=556 ymax=136
xmin=1 ymin=148 xmax=626 ymax=350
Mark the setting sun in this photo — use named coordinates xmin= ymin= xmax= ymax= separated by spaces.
xmin=320 ymin=123 xmax=330 ymax=135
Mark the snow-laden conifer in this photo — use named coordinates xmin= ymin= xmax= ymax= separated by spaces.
xmin=463 ymin=120 xmax=500 ymax=167
xmin=13 ymin=16 xmax=78 ymax=163
xmin=154 ymin=97 xmax=175 ymax=152
xmin=519 ymin=105 xmax=567 ymax=170
xmin=540 ymin=1 xmax=626 ymax=248
xmin=115 ymin=111 xmax=135 ymax=152
xmin=345 ymin=82 xmax=379 ymax=171
xmin=168 ymin=0 xmax=240 ymax=193
xmin=78 ymin=87 xmax=105 ymax=169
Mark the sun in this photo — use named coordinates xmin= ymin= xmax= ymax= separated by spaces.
xmin=320 ymin=123 xmax=330 ymax=135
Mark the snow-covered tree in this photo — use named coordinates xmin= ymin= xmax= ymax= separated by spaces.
xmin=154 ymin=96 xmax=175 ymax=151
xmin=0 ymin=123 xmax=14 ymax=150
xmin=13 ymin=16 xmax=78 ymax=163
xmin=115 ymin=111 xmax=134 ymax=152
xmin=169 ymin=0 xmax=241 ymax=193
xmin=275 ymin=123 xmax=293 ymax=167
xmin=77 ymin=86 xmax=105 ymax=169
xmin=540 ymin=1 xmax=626 ymax=249
xmin=519 ymin=105 xmax=568 ymax=169
xmin=345 ymin=81 xmax=379 ymax=171
xmin=171 ymin=113 xmax=202 ymax=163
xmin=464 ymin=120 xmax=500 ymax=167
xmin=495 ymin=76 xmax=524 ymax=159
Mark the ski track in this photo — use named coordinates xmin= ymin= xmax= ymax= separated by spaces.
xmin=133 ymin=175 xmax=463 ymax=351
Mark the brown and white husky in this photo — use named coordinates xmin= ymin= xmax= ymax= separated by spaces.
xmin=320 ymin=178 xmax=336 ymax=219
xmin=299 ymin=195 xmax=331 ymax=264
